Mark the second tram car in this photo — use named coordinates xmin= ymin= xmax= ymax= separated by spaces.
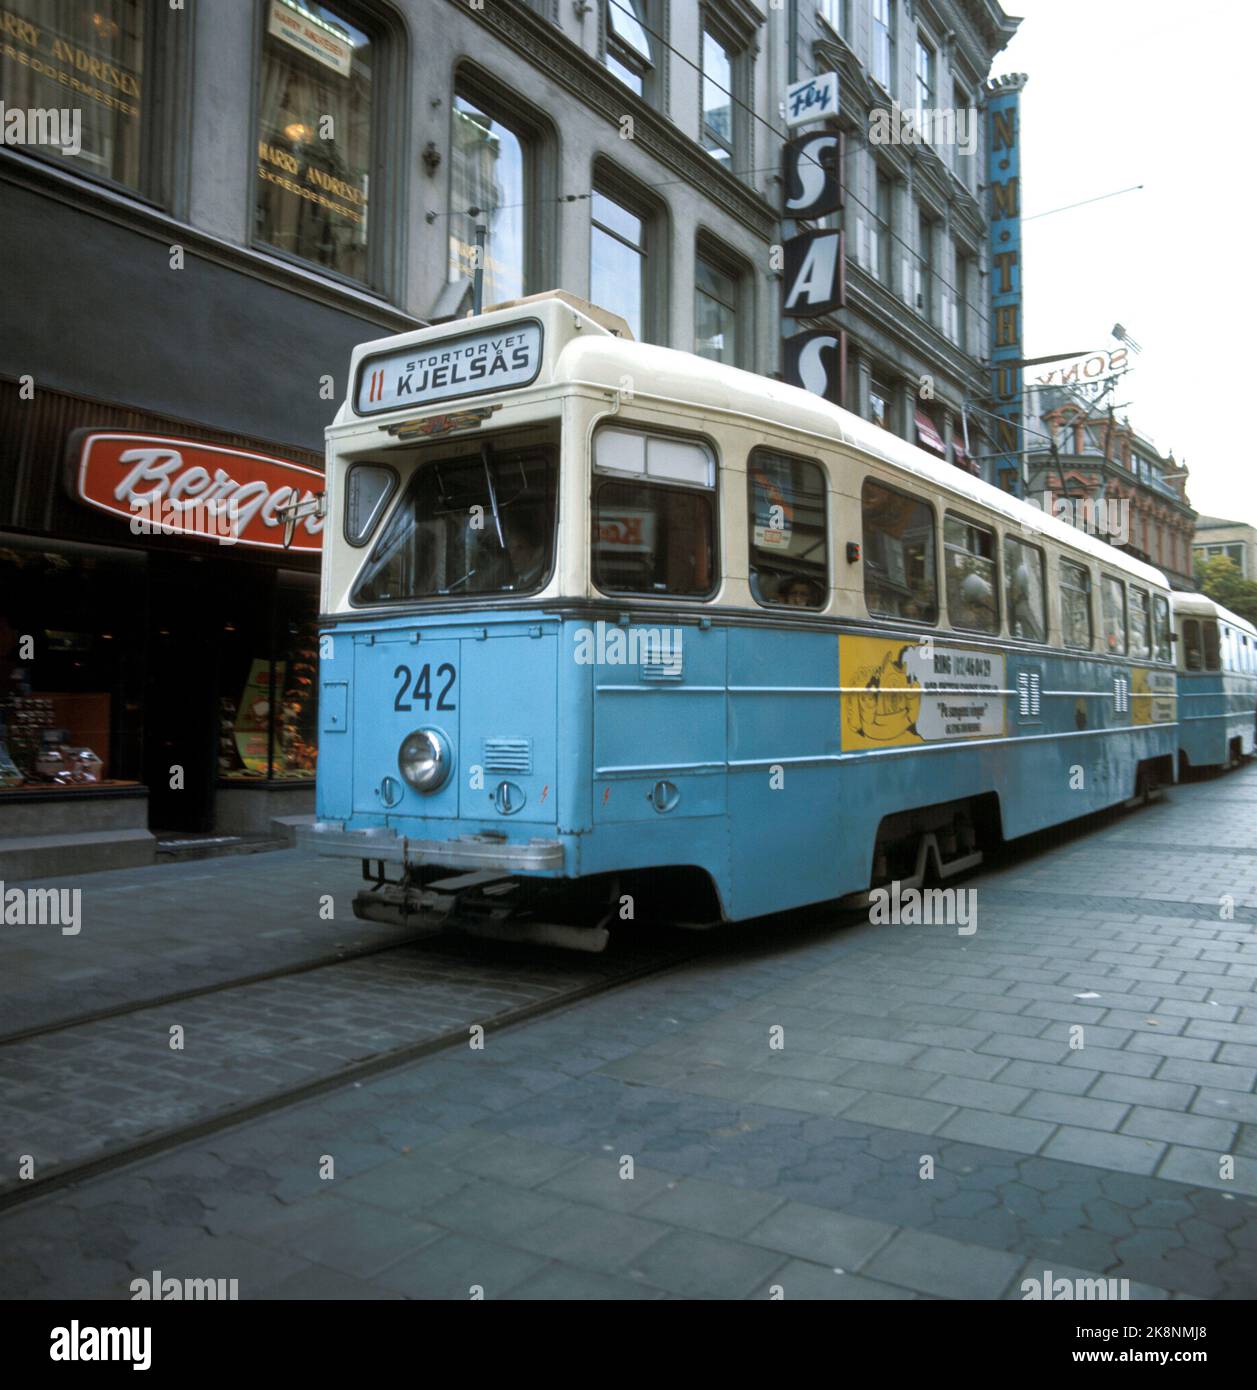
xmin=1171 ymin=590 xmax=1257 ymax=772
xmin=305 ymin=293 xmax=1184 ymax=948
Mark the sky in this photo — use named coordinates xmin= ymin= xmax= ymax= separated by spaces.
xmin=999 ymin=0 xmax=1256 ymax=524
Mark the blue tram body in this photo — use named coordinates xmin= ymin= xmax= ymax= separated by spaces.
xmin=305 ymin=295 xmax=1205 ymax=944
xmin=1171 ymin=592 xmax=1257 ymax=772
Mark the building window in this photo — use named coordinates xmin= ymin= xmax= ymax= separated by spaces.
xmin=0 ymin=0 xmax=158 ymax=198
xmin=592 ymin=429 xmax=717 ymax=597
xmin=916 ymin=208 xmax=935 ymax=323
xmin=862 ymin=479 xmax=937 ymax=623
xmin=694 ymin=249 xmax=741 ymax=365
xmin=748 ymin=450 xmax=828 ymax=609
xmin=1004 ymin=535 xmax=1047 ymax=642
xmin=605 ymin=0 xmax=653 ymax=95
xmin=869 ymin=377 xmax=892 ymax=430
xmin=255 ymin=0 xmax=375 ymax=285
xmin=448 ymin=95 xmax=528 ymax=305
xmin=915 ymin=36 xmax=934 ymax=114
xmin=944 ymin=514 xmax=998 ymax=633
xmin=872 ymin=167 xmax=893 ymax=284
xmin=590 ymin=181 xmax=654 ymax=341
xmin=1100 ymin=574 xmax=1127 ymax=654
xmin=954 ymin=247 xmax=971 ymax=349
xmin=872 ymin=0 xmax=894 ymax=92
xmin=1059 ymin=559 xmax=1093 ymax=650
xmin=701 ymin=26 xmax=736 ymax=165
xmin=819 ymin=0 xmax=847 ymax=37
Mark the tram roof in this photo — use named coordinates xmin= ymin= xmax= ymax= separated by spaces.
xmin=338 ymin=294 xmax=1169 ymax=591
xmin=558 ymin=331 xmax=1172 ymax=591
xmin=1171 ymin=589 xmax=1257 ymax=634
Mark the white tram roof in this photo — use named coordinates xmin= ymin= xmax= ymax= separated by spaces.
xmin=339 ymin=293 xmax=1170 ymax=592
xmin=1171 ymin=589 xmax=1257 ymax=635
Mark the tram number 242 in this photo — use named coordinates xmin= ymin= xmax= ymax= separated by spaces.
xmin=393 ymin=662 xmax=458 ymax=712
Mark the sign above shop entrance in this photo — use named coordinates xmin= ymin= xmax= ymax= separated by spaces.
xmin=69 ymin=432 xmax=325 ymax=552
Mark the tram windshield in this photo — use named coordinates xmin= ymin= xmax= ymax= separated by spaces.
xmin=351 ymin=427 xmax=557 ymax=604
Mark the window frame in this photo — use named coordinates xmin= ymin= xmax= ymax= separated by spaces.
xmin=604 ymin=0 xmax=656 ymax=97
xmin=447 ymin=71 xmax=552 ymax=306
xmin=1003 ymin=534 xmax=1048 ymax=645
xmin=1100 ymin=573 xmax=1128 ymax=656
xmin=1152 ymin=593 xmax=1172 ymax=663
xmin=694 ymin=234 xmax=749 ymax=367
xmin=590 ymin=166 xmax=663 ymax=344
xmin=1128 ymin=585 xmax=1152 ymax=661
xmin=251 ymin=0 xmax=402 ymax=296
xmin=746 ymin=447 xmax=830 ymax=613
xmin=591 ymin=424 xmax=721 ymax=601
xmin=699 ymin=18 xmax=742 ymax=166
xmin=915 ymin=33 xmax=935 ymax=115
xmin=943 ymin=510 xmax=1000 ymax=635
xmin=1058 ymin=557 xmax=1094 ymax=651
xmin=343 ymin=461 xmax=400 ymax=548
xmin=871 ymin=0 xmax=895 ymax=94
xmin=1182 ymin=617 xmax=1202 ymax=671
xmin=860 ymin=476 xmax=939 ymax=626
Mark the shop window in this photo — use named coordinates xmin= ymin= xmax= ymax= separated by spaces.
xmin=1100 ymin=574 xmax=1127 ymax=654
xmin=215 ymin=570 xmax=320 ymax=783
xmin=1152 ymin=593 xmax=1171 ymax=662
xmin=0 ymin=543 xmax=146 ymax=792
xmin=944 ymin=513 xmax=998 ymax=634
xmin=1129 ymin=586 xmax=1152 ymax=660
xmin=593 ymin=429 xmax=716 ymax=597
xmin=0 ymin=0 xmax=155 ymax=197
xmin=747 ymin=450 xmax=827 ymax=609
xmin=862 ymin=479 xmax=937 ymax=623
xmin=448 ymin=93 xmax=529 ymax=305
xmin=1003 ymin=535 xmax=1046 ymax=642
xmin=1059 ymin=559 xmax=1093 ymax=650
xmin=255 ymin=0 xmax=375 ymax=284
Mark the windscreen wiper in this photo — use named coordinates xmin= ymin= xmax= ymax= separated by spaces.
xmin=481 ymin=442 xmax=506 ymax=551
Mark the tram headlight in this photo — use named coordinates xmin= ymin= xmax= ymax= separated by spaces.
xmin=398 ymin=728 xmax=452 ymax=793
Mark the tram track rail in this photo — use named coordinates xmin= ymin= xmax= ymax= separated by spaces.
xmin=0 ymin=925 xmax=703 ymax=1217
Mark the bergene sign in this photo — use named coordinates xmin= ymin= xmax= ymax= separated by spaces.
xmin=69 ymin=432 xmax=325 ymax=552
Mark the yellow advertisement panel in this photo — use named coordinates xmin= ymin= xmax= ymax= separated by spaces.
xmin=1131 ymin=666 xmax=1176 ymax=725
xmin=840 ymin=635 xmax=1006 ymax=752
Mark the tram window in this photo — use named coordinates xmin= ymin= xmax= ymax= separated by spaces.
xmin=861 ymin=480 xmax=938 ymax=623
xmin=747 ymin=450 xmax=827 ymax=610
xmin=345 ymin=465 xmax=398 ymax=546
xmin=1059 ymin=559 xmax=1093 ymax=649
xmin=1183 ymin=619 xmax=1202 ymax=670
xmin=1152 ymin=593 xmax=1171 ymax=662
xmin=350 ymin=436 xmax=557 ymax=604
xmin=1128 ymin=587 xmax=1151 ymax=660
xmin=593 ymin=429 xmax=716 ymax=597
xmin=1003 ymin=535 xmax=1047 ymax=642
xmin=944 ymin=514 xmax=998 ymax=634
xmin=1101 ymin=575 xmax=1127 ymax=654
xmin=1203 ymin=621 xmax=1221 ymax=671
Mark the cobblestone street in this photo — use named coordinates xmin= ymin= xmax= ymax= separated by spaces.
xmin=1 ymin=766 xmax=1255 ymax=1300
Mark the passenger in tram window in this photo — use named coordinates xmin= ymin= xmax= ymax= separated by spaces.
xmin=497 ymin=510 xmax=549 ymax=591
xmin=779 ymin=576 xmax=823 ymax=608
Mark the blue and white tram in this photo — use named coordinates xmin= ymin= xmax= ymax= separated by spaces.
xmin=1171 ymin=590 xmax=1257 ymax=772
xmin=306 ymin=293 xmax=1180 ymax=947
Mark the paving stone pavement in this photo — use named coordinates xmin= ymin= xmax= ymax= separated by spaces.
xmin=0 ymin=766 xmax=1255 ymax=1300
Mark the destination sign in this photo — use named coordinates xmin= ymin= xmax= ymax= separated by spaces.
xmin=355 ymin=320 xmax=544 ymax=415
